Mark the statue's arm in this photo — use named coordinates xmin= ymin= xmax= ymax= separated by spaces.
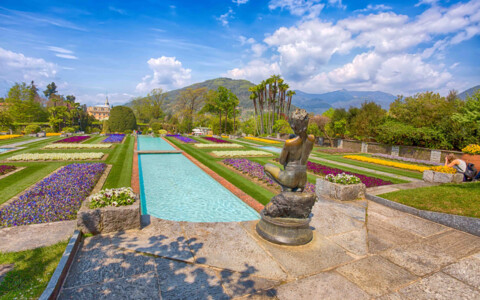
xmin=279 ymin=145 xmax=288 ymax=165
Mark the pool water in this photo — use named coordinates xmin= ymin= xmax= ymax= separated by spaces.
xmin=0 ymin=148 xmax=12 ymax=153
xmin=258 ymin=146 xmax=282 ymax=154
xmin=138 ymin=136 xmax=259 ymax=222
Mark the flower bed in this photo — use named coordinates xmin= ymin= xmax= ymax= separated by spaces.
xmin=462 ymin=144 xmax=480 ymax=155
xmin=0 ymin=163 xmax=106 ymax=228
xmin=223 ymin=158 xmax=315 ymax=193
xmin=0 ymin=165 xmax=16 ymax=175
xmin=244 ymin=137 xmax=281 ymax=144
xmin=167 ymin=134 xmax=197 ymax=143
xmin=212 ymin=150 xmax=272 ymax=157
xmin=44 ymin=143 xmax=112 ymax=149
xmin=54 ymin=136 xmax=90 ymax=143
xmin=102 ymin=134 xmax=125 ymax=143
xmin=7 ymin=152 xmax=104 ymax=161
xmin=194 ymin=143 xmax=243 ymax=148
xmin=0 ymin=135 xmax=22 ymax=140
xmin=325 ymin=173 xmax=361 ymax=185
xmin=344 ymin=155 xmax=429 ymax=172
xmin=89 ymin=187 xmax=136 ymax=208
xmin=372 ymin=153 xmax=442 ymax=166
xmin=46 ymin=133 xmax=62 ymax=136
xmin=203 ymin=137 xmax=230 ymax=143
xmin=430 ymin=166 xmax=456 ymax=174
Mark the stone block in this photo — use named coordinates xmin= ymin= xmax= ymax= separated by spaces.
xmin=435 ymin=172 xmax=454 ymax=183
xmin=422 ymin=170 xmax=434 ymax=182
xmin=77 ymin=209 xmax=102 ymax=234
xmin=316 ymin=179 xmax=365 ymax=201
xmin=423 ymin=170 xmax=463 ymax=183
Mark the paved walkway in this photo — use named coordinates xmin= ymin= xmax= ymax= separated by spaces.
xmin=2 ymin=137 xmax=49 ymax=148
xmin=59 ymin=197 xmax=480 ymax=299
xmin=367 ymin=181 xmax=438 ymax=195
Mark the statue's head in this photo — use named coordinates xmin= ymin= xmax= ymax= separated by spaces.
xmin=289 ymin=109 xmax=309 ymax=136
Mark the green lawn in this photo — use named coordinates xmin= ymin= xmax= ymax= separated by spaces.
xmin=0 ymin=240 xmax=68 ymax=299
xmin=104 ymin=135 xmax=134 ymax=188
xmin=380 ymin=182 xmax=480 ymax=218
xmin=313 ymin=153 xmax=424 ymax=180
xmin=0 ymin=136 xmax=34 ymax=146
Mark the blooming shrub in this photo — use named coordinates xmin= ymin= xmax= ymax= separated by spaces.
xmin=462 ymin=144 xmax=480 ymax=155
xmin=223 ymin=158 xmax=315 ymax=193
xmin=0 ymin=135 xmax=22 ymax=140
xmin=89 ymin=187 xmax=136 ymax=208
xmin=0 ymin=165 xmax=16 ymax=175
xmin=0 ymin=163 xmax=106 ymax=228
xmin=430 ymin=166 xmax=457 ymax=174
xmin=244 ymin=137 xmax=281 ymax=144
xmin=44 ymin=143 xmax=112 ymax=149
xmin=212 ymin=150 xmax=272 ymax=157
xmin=7 ymin=152 xmax=104 ymax=161
xmin=102 ymin=134 xmax=125 ymax=143
xmin=344 ymin=155 xmax=429 ymax=172
xmin=325 ymin=173 xmax=361 ymax=185
xmin=372 ymin=153 xmax=442 ymax=166
xmin=54 ymin=136 xmax=90 ymax=143
xmin=203 ymin=137 xmax=230 ymax=143
xmin=167 ymin=134 xmax=197 ymax=143
xmin=194 ymin=144 xmax=243 ymax=148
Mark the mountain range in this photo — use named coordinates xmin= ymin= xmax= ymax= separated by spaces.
xmin=458 ymin=85 xmax=480 ymax=100
xmin=126 ymin=78 xmax=478 ymax=115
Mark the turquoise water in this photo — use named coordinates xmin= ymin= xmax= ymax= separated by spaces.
xmin=137 ymin=136 xmax=176 ymax=151
xmin=138 ymin=136 xmax=259 ymax=222
xmin=258 ymin=146 xmax=282 ymax=154
xmin=0 ymin=148 xmax=11 ymax=153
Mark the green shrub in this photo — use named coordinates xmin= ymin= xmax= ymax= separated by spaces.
xmin=62 ymin=127 xmax=75 ymax=133
xmin=124 ymin=129 xmax=133 ymax=134
xmin=44 ymin=127 xmax=54 ymax=133
xmin=24 ymin=124 xmax=41 ymax=134
xmin=108 ymin=106 xmax=137 ymax=132
xmin=150 ymin=121 xmax=163 ymax=132
xmin=158 ymin=129 xmax=167 ymax=135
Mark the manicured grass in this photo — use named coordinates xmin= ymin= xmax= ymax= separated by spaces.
xmin=81 ymin=135 xmax=105 ymax=144
xmin=314 ymin=153 xmax=423 ymax=180
xmin=380 ymin=182 xmax=480 ymax=218
xmin=103 ymin=135 xmax=134 ymax=188
xmin=0 ymin=240 xmax=68 ymax=299
xmin=167 ymin=137 xmax=275 ymax=205
xmin=0 ymin=136 xmax=34 ymax=146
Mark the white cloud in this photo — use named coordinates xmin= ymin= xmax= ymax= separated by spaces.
xmin=55 ymin=54 xmax=78 ymax=60
xmin=232 ymin=0 xmax=249 ymax=4
xmin=415 ymin=0 xmax=439 ymax=7
xmin=79 ymin=92 xmax=135 ymax=106
xmin=136 ymin=56 xmax=191 ymax=92
xmin=268 ymin=0 xmax=325 ymax=19
xmin=251 ymin=43 xmax=267 ymax=57
xmin=46 ymin=46 xmax=74 ymax=54
xmin=225 ymin=60 xmax=280 ymax=84
xmin=239 ymin=36 xmax=255 ymax=45
xmin=108 ymin=6 xmax=127 ymax=15
xmin=217 ymin=8 xmax=234 ymax=26
xmin=0 ymin=47 xmax=58 ymax=87
xmin=355 ymin=4 xmax=392 ymax=12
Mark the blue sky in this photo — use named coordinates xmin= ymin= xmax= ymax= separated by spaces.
xmin=0 ymin=0 xmax=479 ymax=105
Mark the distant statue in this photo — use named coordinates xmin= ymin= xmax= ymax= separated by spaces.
xmin=256 ymin=109 xmax=317 ymax=246
xmin=264 ymin=109 xmax=314 ymax=192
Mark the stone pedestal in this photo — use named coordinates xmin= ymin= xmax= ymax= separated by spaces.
xmin=256 ymin=211 xmax=313 ymax=245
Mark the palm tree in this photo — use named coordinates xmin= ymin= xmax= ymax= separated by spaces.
xmin=257 ymin=82 xmax=266 ymax=135
xmin=278 ymin=82 xmax=289 ymax=119
xmin=248 ymin=86 xmax=259 ymax=135
xmin=286 ymin=90 xmax=296 ymax=117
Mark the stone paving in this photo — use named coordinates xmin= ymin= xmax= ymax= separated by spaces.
xmin=58 ymin=197 xmax=480 ymax=300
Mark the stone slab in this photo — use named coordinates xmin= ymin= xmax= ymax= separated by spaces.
xmin=328 ymin=228 xmax=368 ymax=256
xmin=155 ymin=257 xmax=229 ymax=300
xmin=242 ymin=222 xmax=354 ymax=279
xmin=379 ymin=213 xmax=448 ymax=238
xmin=399 ymin=272 xmax=480 ymax=300
xmin=182 ymin=221 xmax=288 ymax=280
xmin=0 ymin=220 xmax=76 ymax=252
xmin=442 ymin=256 xmax=480 ymax=288
xmin=219 ymin=270 xmax=281 ymax=299
xmin=422 ymin=230 xmax=480 ymax=260
xmin=275 ymin=271 xmax=369 ymax=300
xmin=310 ymin=202 xmax=364 ymax=237
xmin=367 ymin=216 xmax=422 ymax=254
xmin=59 ymin=273 xmax=161 ymax=300
xmin=316 ymin=198 xmax=367 ymax=222
xmin=381 ymin=242 xmax=456 ymax=276
xmin=336 ymin=256 xmax=417 ymax=297
xmin=110 ymin=218 xmax=195 ymax=262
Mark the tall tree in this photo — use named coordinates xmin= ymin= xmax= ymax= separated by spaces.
xmin=177 ymin=87 xmax=207 ymax=133
xmin=43 ymin=82 xmax=58 ymax=99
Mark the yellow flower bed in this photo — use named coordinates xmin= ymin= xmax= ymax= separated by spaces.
xmin=221 ymin=135 xmax=229 ymax=139
xmin=244 ymin=137 xmax=281 ymax=144
xmin=430 ymin=166 xmax=457 ymax=174
xmin=0 ymin=134 xmax=22 ymax=140
xmin=343 ymin=155 xmax=429 ymax=172
xmin=46 ymin=133 xmax=62 ymax=136
xmin=462 ymin=144 xmax=480 ymax=155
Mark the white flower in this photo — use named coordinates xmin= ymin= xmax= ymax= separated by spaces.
xmin=211 ymin=150 xmax=272 ymax=157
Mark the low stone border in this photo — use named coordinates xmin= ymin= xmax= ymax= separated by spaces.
xmin=0 ymin=166 xmax=26 ymax=180
xmin=366 ymin=193 xmax=480 ymax=237
xmin=39 ymin=230 xmax=82 ymax=300
xmin=317 ymin=179 xmax=366 ymax=201
xmin=423 ymin=170 xmax=463 ymax=183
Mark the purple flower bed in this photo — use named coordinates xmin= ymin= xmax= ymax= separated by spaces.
xmin=223 ymin=158 xmax=315 ymax=193
xmin=0 ymin=163 xmax=106 ymax=228
xmin=0 ymin=165 xmax=16 ymax=175
xmin=203 ymin=137 xmax=230 ymax=143
xmin=372 ymin=153 xmax=442 ymax=166
xmin=166 ymin=134 xmax=197 ymax=143
xmin=102 ymin=134 xmax=125 ymax=143
xmin=306 ymin=161 xmax=392 ymax=188
xmin=54 ymin=136 xmax=90 ymax=143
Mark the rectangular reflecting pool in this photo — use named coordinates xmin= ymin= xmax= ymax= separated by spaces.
xmin=138 ymin=136 xmax=259 ymax=222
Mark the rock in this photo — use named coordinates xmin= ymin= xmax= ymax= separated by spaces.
xmin=264 ymin=192 xmax=316 ymax=218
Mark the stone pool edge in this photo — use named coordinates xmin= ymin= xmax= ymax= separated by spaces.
xmin=162 ymin=137 xmax=265 ymax=213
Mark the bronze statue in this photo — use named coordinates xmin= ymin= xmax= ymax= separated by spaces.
xmin=256 ymin=109 xmax=317 ymax=245
xmin=264 ymin=109 xmax=314 ymax=192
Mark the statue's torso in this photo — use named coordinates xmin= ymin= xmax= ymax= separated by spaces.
xmin=279 ymin=135 xmax=315 ymax=167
